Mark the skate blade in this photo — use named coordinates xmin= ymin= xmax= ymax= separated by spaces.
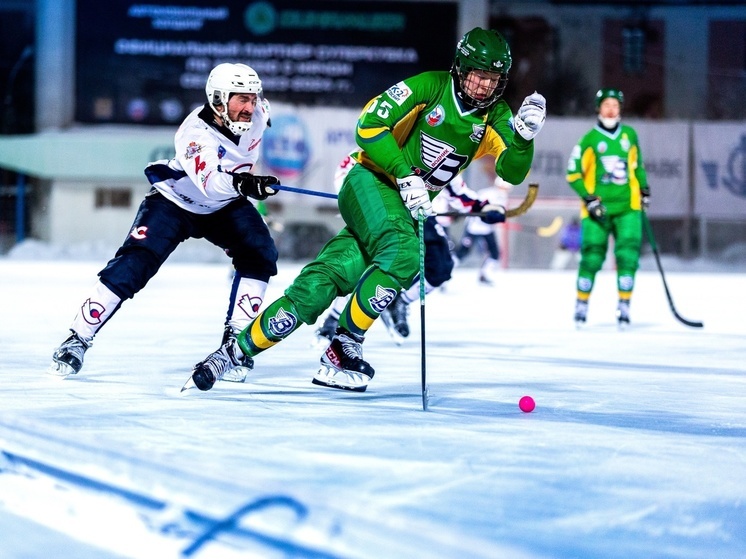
xmin=47 ymin=361 xmax=74 ymax=378
xmin=180 ymin=376 xmax=197 ymax=393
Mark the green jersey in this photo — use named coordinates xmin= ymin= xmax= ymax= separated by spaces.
xmin=353 ymin=71 xmax=534 ymax=196
xmin=566 ymin=123 xmax=648 ymax=213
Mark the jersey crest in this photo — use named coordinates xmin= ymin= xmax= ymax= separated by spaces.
xmin=268 ymin=308 xmax=298 ymax=337
xmin=419 ymin=132 xmax=468 ymax=190
xmin=369 ymin=285 xmax=398 ymax=314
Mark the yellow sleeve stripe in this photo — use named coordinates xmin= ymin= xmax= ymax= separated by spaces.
xmin=357 ymin=125 xmax=389 ymax=142
xmin=250 ymin=318 xmax=277 ymax=351
xmin=566 ymin=172 xmax=583 ymax=182
xmin=349 ymin=295 xmax=376 ymax=331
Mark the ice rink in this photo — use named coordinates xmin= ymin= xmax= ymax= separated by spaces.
xmin=1 ymin=253 xmax=745 ymax=558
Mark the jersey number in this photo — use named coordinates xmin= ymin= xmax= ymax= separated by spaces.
xmin=367 ymin=99 xmax=394 ymax=119
xmin=195 ymin=155 xmax=206 ymax=175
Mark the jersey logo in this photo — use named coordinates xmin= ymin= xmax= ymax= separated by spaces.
xmin=600 ymin=155 xmax=628 ymax=185
xmin=217 ymin=145 xmax=226 ymax=159
xmin=386 ymin=81 xmax=412 ymax=106
xmin=130 ymin=226 xmax=148 ymax=240
xmin=81 ymin=298 xmax=106 ymax=325
xmin=369 ymin=285 xmax=398 ymax=314
xmin=469 ymin=124 xmax=485 ymax=143
xmin=426 ymin=105 xmax=445 ymax=127
xmin=268 ymin=308 xmax=297 ymax=337
xmin=418 ymin=132 xmax=468 ymax=190
xmin=185 ymin=142 xmax=202 ymax=159
xmin=237 ymin=294 xmax=263 ymax=319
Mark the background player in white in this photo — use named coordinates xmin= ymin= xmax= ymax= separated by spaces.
xmin=50 ymin=63 xmax=280 ymax=382
xmin=453 ymin=175 xmax=512 ymax=285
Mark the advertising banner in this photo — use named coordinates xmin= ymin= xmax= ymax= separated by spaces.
xmin=694 ymin=122 xmax=746 ymax=218
xmin=75 ymin=0 xmax=457 ymax=125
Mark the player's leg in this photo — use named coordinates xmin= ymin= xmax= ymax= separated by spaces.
xmin=312 ymin=165 xmax=418 ymax=390
xmin=50 ymin=191 xmax=190 ymax=376
xmin=190 ymin=227 xmax=366 ymax=391
xmin=611 ymin=210 xmax=643 ymax=327
xmin=203 ymin=198 xmax=278 ymax=382
xmin=574 ymin=217 xmax=609 ymax=325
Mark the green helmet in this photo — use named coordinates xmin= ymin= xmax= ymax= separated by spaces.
xmin=595 ymin=88 xmax=624 ymax=108
xmin=451 ymin=27 xmax=512 ymax=109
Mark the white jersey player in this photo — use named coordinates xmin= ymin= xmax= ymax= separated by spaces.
xmin=50 ymin=63 xmax=281 ymax=383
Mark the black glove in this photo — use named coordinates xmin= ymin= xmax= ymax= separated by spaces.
xmin=583 ymin=195 xmax=607 ymax=223
xmin=640 ymin=186 xmax=650 ymax=210
xmin=473 ymin=200 xmax=506 ymax=224
xmin=232 ymin=173 xmax=279 ymax=201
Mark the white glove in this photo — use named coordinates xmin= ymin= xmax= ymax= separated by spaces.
xmin=397 ymin=174 xmax=434 ymax=219
xmin=514 ymin=92 xmax=547 ymax=141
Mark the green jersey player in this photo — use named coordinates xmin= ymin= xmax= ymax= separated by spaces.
xmin=187 ymin=27 xmax=546 ymax=393
xmin=566 ymin=88 xmax=650 ymax=328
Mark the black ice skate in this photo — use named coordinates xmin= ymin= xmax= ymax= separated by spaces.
xmin=48 ymin=330 xmax=90 ymax=377
xmin=380 ymin=293 xmax=409 ymax=344
xmin=313 ymin=328 xmax=374 ymax=392
xmin=186 ymin=338 xmax=252 ymax=392
xmin=616 ymin=300 xmax=631 ymax=329
xmin=220 ymin=326 xmax=253 ymax=383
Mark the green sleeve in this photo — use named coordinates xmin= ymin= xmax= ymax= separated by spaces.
xmin=566 ymin=134 xmax=591 ymax=198
xmin=632 ymin=130 xmax=648 ymax=189
xmin=486 ymin=104 xmax=534 ymax=185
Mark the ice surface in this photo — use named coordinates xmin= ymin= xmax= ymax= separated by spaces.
xmin=1 ymin=254 xmax=745 ymax=558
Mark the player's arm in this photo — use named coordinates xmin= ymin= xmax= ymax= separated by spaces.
xmin=355 ymin=72 xmax=445 ymax=180
xmin=481 ymin=104 xmax=534 ymax=186
xmin=566 ymin=140 xmax=595 ymax=198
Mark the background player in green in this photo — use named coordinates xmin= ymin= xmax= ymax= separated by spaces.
xmin=566 ymin=88 xmax=650 ymax=328
xmin=186 ymin=27 xmax=547 ymax=393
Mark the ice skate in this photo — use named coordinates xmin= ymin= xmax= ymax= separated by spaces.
xmin=380 ymin=294 xmax=409 ymax=344
xmin=48 ymin=331 xmax=90 ymax=377
xmin=616 ymin=300 xmax=630 ymax=330
xmin=220 ymin=326 xmax=253 ymax=383
xmin=188 ymin=338 xmax=252 ymax=392
xmin=574 ymin=299 xmax=588 ymax=329
xmin=312 ymin=329 xmax=374 ymax=392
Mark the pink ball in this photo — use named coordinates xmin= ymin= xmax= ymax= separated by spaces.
xmin=519 ymin=395 xmax=535 ymax=413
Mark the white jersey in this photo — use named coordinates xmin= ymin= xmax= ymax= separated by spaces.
xmin=146 ymin=102 xmax=270 ymax=214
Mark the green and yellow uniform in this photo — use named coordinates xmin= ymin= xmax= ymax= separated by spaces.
xmin=240 ymin=70 xmax=534 ymax=356
xmin=566 ymin=122 xmax=648 ymax=306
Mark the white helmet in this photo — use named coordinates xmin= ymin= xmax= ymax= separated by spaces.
xmin=205 ymin=63 xmax=262 ymax=136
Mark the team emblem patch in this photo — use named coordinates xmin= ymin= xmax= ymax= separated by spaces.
xmin=386 ymin=81 xmax=412 ymax=106
xmin=369 ymin=285 xmax=398 ymax=314
xmin=81 ymin=298 xmax=106 ymax=325
xmin=185 ymin=142 xmax=202 ymax=159
xmin=237 ymin=294 xmax=263 ymax=319
xmin=426 ymin=105 xmax=445 ymax=127
xmin=130 ymin=226 xmax=148 ymax=240
xmin=597 ymin=141 xmax=608 ymax=154
xmin=217 ymin=145 xmax=226 ymax=159
xmin=470 ymin=124 xmax=485 ymax=143
xmin=268 ymin=308 xmax=297 ymax=337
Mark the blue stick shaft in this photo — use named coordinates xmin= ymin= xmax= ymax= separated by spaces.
xmin=274 ymin=184 xmax=339 ymax=199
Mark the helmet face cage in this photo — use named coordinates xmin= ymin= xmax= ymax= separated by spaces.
xmin=451 ymin=28 xmax=512 ymax=110
xmin=595 ymin=88 xmax=624 ymax=108
xmin=205 ymin=63 xmax=262 ymax=136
